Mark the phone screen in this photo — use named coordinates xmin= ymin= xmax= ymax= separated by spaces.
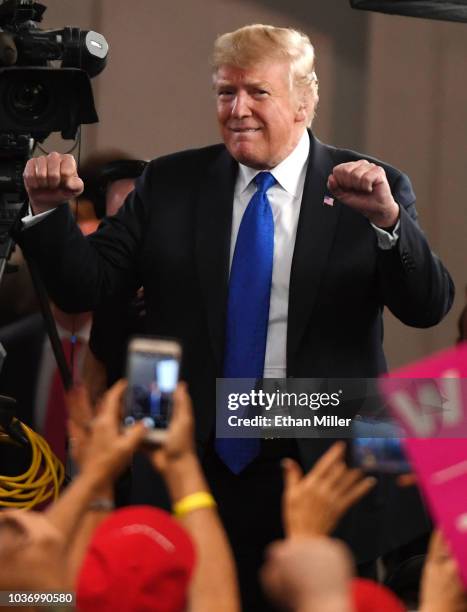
xmin=125 ymin=348 xmax=180 ymax=430
xmin=352 ymin=418 xmax=411 ymax=473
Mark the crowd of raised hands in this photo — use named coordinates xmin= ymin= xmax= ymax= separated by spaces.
xmin=0 ymin=380 xmax=466 ymax=612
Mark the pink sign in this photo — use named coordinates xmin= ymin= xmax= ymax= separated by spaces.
xmin=379 ymin=342 xmax=467 ymax=586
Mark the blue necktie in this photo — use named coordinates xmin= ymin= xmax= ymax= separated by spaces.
xmin=216 ymin=171 xmax=276 ymax=473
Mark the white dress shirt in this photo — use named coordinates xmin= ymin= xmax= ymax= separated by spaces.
xmin=230 ymin=129 xmax=399 ymax=378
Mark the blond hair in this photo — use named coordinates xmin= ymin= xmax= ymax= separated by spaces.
xmin=212 ymin=24 xmax=319 ymax=123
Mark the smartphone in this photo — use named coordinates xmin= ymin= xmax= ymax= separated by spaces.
xmin=352 ymin=417 xmax=411 ymax=473
xmin=125 ymin=336 xmax=182 ymax=444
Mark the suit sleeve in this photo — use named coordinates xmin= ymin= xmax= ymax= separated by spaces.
xmin=14 ymin=163 xmax=155 ymax=313
xmin=376 ymin=172 xmax=454 ymax=327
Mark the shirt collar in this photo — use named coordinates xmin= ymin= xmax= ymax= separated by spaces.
xmin=236 ymin=129 xmax=310 ymax=196
xmin=55 ymin=319 xmax=92 ymax=343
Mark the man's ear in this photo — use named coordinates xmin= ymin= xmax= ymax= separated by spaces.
xmin=295 ymin=99 xmax=309 ymax=123
xmin=294 ymin=90 xmax=312 ymax=123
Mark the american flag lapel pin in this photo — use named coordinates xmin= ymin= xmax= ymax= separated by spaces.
xmin=323 ymin=194 xmax=334 ymax=207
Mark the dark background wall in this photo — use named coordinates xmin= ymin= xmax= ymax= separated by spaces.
xmin=39 ymin=0 xmax=466 ymax=368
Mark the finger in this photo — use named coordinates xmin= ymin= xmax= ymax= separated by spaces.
xmin=171 ymin=382 xmax=193 ymax=428
xmin=397 ymin=473 xmax=417 ymax=487
xmin=46 ymin=152 xmax=62 ymax=190
xmin=23 ymin=158 xmax=39 ymax=191
xmin=340 ymin=476 xmax=377 ymax=511
xmin=120 ymin=421 xmax=147 ymax=452
xmin=428 ymin=529 xmax=451 ymax=561
xmin=327 ymin=174 xmax=358 ymax=203
xmin=281 ymin=458 xmax=303 ymax=491
xmin=96 ymin=379 xmax=128 ymax=427
xmin=63 ymin=175 xmax=84 ymax=195
xmin=60 ymin=155 xmax=84 ymax=194
xmin=358 ymin=166 xmax=387 ymax=194
xmin=59 ymin=154 xmax=78 ymax=179
xmin=67 ymin=418 xmax=81 ymax=442
xmin=332 ymin=161 xmax=370 ymax=191
xmin=327 ymin=173 xmax=337 ymax=192
xmin=350 ymin=163 xmax=376 ymax=193
xmin=337 ymin=467 xmax=365 ymax=493
xmin=321 ymin=460 xmax=347 ymax=489
xmin=309 ymin=441 xmax=346 ymax=479
xmin=35 ymin=156 xmax=49 ymax=190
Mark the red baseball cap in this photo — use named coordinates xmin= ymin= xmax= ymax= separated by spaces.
xmin=77 ymin=506 xmax=196 ymax=612
xmin=352 ymin=578 xmax=406 ymax=612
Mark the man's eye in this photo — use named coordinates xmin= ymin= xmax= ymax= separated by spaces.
xmin=217 ymin=90 xmax=234 ymax=98
xmin=253 ymin=90 xmax=269 ymax=98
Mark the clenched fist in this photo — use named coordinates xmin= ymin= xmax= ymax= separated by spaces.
xmin=327 ymin=160 xmax=400 ymax=228
xmin=23 ymin=152 xmax=84 ymax=215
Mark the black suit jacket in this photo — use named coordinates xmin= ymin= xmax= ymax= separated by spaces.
xmin=16 ymin=132 xmax=454 ymax=562
xmin=17 ymin=131 xmax=453 ymax=445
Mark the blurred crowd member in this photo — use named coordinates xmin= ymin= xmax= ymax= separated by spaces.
xmin=77 ymin=506 xmax=196 ymax=612
xmin=0 ymin=382 xmax=146 ymax=595
xmin=0 ymin=210 xmax=97 ymax=457
xmin=0 ymin=302 xmax=91 ymax=439
xmin=0 ymin=381 xmax=240 ymax=612
xmin=419 ymin=530 xmax=467 ymax=612
xmin=261 ymin=536 xmax=355 ymax=612
xmin=65 ymin=380 xmax=240 ymax=612
xmin=261 ymin=446 xmax=467 ymax=612
xmin=261 ymin=530 xmax=467 ymax=612
xmin=79 ymin=151 xmax=147 ymax=220
xmin=351 ymin=579 xmax=406 ymax=612
xmin=258 ymin=443 xmax=374 ymax=609
xmin=80 ymin=157 xmax=148 ymax=404
xmin=262 ymin=538 xmax=408 ymax=612
xmin=281 ymin=440 xmax=430 ymax=605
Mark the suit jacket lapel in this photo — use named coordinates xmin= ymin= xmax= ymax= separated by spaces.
xmin=195 ymin=148 xmax=237 ymax=372
xmin=287 ymin=133 xmax=341 ymax=372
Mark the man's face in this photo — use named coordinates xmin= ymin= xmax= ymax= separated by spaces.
xmin=215 ymin=61 xmax=307 ymax=170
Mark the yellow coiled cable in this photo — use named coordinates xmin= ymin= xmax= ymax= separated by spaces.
xmin=0 ymin=421 xmax=65 ymax=509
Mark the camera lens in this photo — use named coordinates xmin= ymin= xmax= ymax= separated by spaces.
xmin=6 ymin=81 xmax=50 ymax=122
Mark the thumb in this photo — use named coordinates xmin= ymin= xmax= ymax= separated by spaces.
xmin=63 ymin=175 xmax=84 ymax=194
xmin=281 ymin=458 xmax=303 ymax=491
xmin=121 ymin=421 xmax=146 ymax=452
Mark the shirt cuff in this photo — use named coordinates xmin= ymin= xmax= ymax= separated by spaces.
xmin=371 ymin=219 xmax=400 ymax=250
xmin=22 ymin=206 xmax=56 ymax=229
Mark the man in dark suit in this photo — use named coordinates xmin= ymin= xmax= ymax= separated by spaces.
xmin=18 ymin=24 xmax=453 ymax=611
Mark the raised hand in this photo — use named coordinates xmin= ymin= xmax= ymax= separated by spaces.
xmin=419 ymin=530 xmax=467 ymax=612
xmin=327 ymin=160 xmax=400 ymax=228
xmin=66 ymin=380 xmax=146 ymax=485
xmin=23 ymin=152 xmax=84 ymax=214
xmin=282 ymin=441 xmax=376 ymax=537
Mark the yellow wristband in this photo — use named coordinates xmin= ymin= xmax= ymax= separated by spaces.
xmin=173 ymin=492 xmax=217 ymax=518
